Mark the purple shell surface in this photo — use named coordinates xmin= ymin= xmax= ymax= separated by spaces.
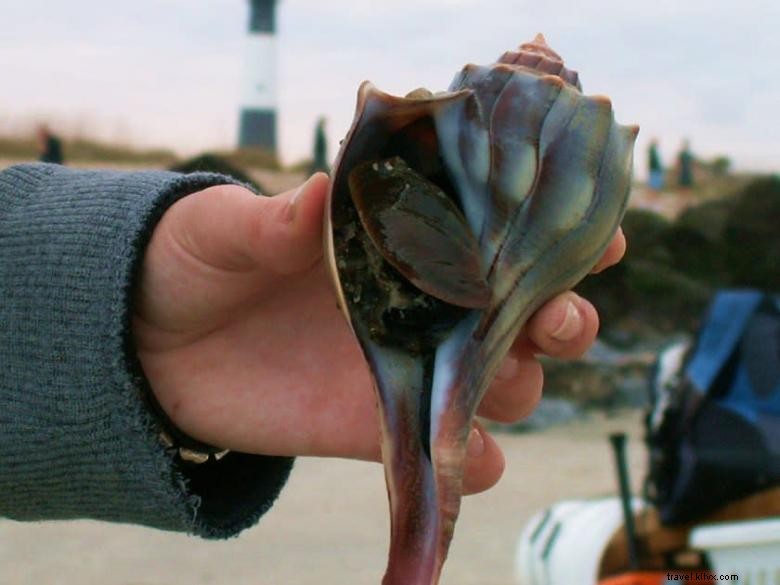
xmin=324 ymin=34 xmax=638 ymax=585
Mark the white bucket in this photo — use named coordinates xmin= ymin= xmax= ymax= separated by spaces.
xmin=515 ymin=498 xmax=645 ymax=585
xmin=690 ymin=517 xmax=780 ymax=583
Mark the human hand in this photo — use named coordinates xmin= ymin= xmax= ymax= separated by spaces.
xmin=132 ymin=174 xmax=625 ymax=494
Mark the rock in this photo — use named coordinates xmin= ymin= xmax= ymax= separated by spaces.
xmin=536 ymin=338 xmax=670 ymax=413
xmin=170 ymin=153 xmax=265 ymax=193
xmin=724 ymin=176 xmax=780 ymax=289
xmin=613 ymin=372 xmax=651 ymax=409
xmin=577 ymin=175 xmax=779 ymax=341
xmin=675 ymin=197 xmax=734 ymax=243
xmin=621 ymin=208 xmax=673 ymax=265
xmin=500 ymin=398 xmax=584 ymax=432
xmin=535 ymin=176 xmax=779 ymax=424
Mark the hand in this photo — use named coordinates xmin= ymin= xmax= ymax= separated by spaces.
xmin=132 ymin=174 xmax=625 ymax=494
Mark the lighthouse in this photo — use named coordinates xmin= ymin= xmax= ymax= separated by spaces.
xmin=238 ymin=0 xmax=279 ymax=153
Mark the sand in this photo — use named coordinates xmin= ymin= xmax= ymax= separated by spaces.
xmin=0 ymin=411 xmax=646 ymax=585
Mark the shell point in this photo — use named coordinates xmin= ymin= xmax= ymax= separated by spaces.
xmin=625 ymin=124 xmax=640 ymax=138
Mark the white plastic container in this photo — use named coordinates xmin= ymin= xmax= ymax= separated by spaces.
xmin=515 ymin=498 xmax=646 ymax=585
xmin=690 ymin=517 xmax=780 ymax=582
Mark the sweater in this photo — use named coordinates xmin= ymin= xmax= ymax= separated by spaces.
xmin=0 ymin=163 xmax=294 ymax=539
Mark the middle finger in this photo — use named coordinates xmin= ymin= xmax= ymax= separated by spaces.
xmin=477 ymin=355 xmax=543 ymax=423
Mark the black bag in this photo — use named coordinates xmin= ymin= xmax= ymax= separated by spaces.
xmin=644 ymin=289 xmax=780 ymax=524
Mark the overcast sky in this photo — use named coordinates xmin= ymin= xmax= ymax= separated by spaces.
xmin=1 ymin=0 xmax=778 ymax=173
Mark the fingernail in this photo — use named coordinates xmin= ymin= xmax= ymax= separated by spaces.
xmin=284 ymin=175 xmax=315 ymax=223
xmin=496 ymin=357 xmax=521 ymax=381
xmin=551 ymin=300 xmax=583 ymax=341
xmin=466 ymin=427 xmax=485 ymax=458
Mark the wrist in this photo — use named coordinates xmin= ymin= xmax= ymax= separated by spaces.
xmin=143 ymin=382 xmax=230 ymax=464
xmin=136 ymin=345 xmax=230 ymax=464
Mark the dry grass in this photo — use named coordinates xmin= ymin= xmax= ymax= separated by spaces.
xmin=0 ymin=134 xmax=309 ymax=174
xmin=0 ymin=135 xmax=176 ymax=166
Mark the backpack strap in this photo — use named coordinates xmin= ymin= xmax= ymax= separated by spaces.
xmin=739 ymin=296 xmax=780 ymax=402
xmin=685 ymin=290 xmax=764 ymax=394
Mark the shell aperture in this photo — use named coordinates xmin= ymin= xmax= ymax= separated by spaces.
xmin=348 ymin=157 xmax=491 ymax=310
xmin=324 ymin=33 xmax=638 ymax=585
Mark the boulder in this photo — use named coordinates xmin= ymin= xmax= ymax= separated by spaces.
xmin=170 ymin=153 xmax=264 ymax=193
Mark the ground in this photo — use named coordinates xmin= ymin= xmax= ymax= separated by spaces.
xmin=0 ymin=411 xmax=645 ymax=585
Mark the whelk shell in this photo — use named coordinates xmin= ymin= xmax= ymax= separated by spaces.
xmin=324 ymin=33 xmax=638 ymax=585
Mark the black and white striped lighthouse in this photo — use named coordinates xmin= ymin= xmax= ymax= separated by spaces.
xmin=238 ymin=0 xmax=279 ymax=152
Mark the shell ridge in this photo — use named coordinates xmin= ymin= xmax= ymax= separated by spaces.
xmin=486 ymin=115 xmax=634 ymax=340
xmin=484 ymin=83 xmax=580 ymax=281
xmin=481 ymin=75 xmax=521 ymax=253
xmin=452 ymin=79 xmax=498 ymax=250
xmin=537 ymin=84 xmax=581 ymax=153
xmin=487 ymin=93 xmax=618 ymax=302
xmin=524 ymin=91 xmax=612 ymax=215
xmin=582 ymin=120 xmax=637 ymax=235
xmin=432 ymin=93 xmax=489 ymax=237
xmin=476 ymin=166 xmax=628 ymax=353
xmin=567 ymin=103 xmax=636 ymax=234
xmin=585 ymin=115 xmax=623 ymax=217
xmin=482 ymin=74 xmax=566 ymax=272
xmin=476 ymin=74 xmax=512 ymax=246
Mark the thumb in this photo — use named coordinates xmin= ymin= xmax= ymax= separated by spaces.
xmin=169 ymin=172 xmax=330 ymax=276
xmin=247 ymin=172 xmax=330 ymax=275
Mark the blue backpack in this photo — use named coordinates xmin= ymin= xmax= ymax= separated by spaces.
xmin=645 ymin=289 xmax=780 ymax=524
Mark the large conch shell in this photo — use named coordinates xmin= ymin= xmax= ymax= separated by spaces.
xmin=324 ymin=34 xmax=637 ymax=585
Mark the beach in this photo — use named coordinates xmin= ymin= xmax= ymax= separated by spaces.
xmin=0 ymin=410 xmax=645 ymax=585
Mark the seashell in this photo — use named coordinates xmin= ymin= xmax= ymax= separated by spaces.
xmin=324 ymin=33 xmax=638 ymax=585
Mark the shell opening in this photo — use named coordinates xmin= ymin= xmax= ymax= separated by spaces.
xmin=331 ymin=114 xmax=488 ymax=356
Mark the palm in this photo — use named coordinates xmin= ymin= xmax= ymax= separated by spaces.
xmin=134 ymin=215 xmax=379 ymax=460
xmin=133 ymin=176 xmax=624 ymax=495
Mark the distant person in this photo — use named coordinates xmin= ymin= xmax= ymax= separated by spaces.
xmin=309 ymin=116 xmax=329 ymax=175
xmin=677 ymin=139 xmax=694 ymax=189
xmin=647 ymin=138 xmax=664 ymax=192
xmin=36 ymin=125 xmax=64 ymax=164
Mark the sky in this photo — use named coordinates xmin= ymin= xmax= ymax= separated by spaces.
xmin=1 ymin=0 xmax=778 ymax=174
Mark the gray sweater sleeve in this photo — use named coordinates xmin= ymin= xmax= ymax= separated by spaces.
xmin=0 ymin=163 xmax=294 ymax=538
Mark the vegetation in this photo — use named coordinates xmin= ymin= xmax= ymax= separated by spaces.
xmin=0 ymin=136 xmax=289 ymax=172
xmin=169 ymin=153 xmax=264 ymax=193
xmin=576 ymin=175 xmax=780 ymax=343
xmin=0 ymin=135 xmax=176 ymax=166
xmin=211 ymin=148 xmax=280 ymax=171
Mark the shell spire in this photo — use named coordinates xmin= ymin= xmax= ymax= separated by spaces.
xmin=522 ymin=33 xmax=561 ymax=60
xmin=498 ymin=33 xmax=582 ymax=90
